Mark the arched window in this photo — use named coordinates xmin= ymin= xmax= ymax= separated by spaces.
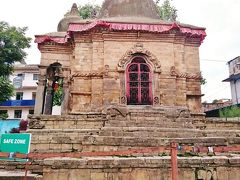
xmin=126 ymin=57 xmax=152 ymax=105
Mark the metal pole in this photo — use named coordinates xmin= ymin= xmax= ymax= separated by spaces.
xmin=171 ymin=142 xmax=178 ymax=180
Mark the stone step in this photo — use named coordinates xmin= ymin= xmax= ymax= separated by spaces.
xmin=30 ymin=135 xmax=240 ymax=153
xmin=105 ymin=120 xmax=196 ymax=128
xmin=42 ymin=156 xmax=240 ymax=180
xmin=81 ymin=136 xmax=237 ymax=147
xmin=29 ymin=129 xmax=100 ymax=143
xmin=0 ymin=171 xmax=42 ymax=180
xmin=99 ymin=127 xmax=240 ymax=138
xmin=105 ymin=119 xmax=240 ymax=130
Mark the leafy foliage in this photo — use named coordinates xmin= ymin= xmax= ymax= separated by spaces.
xmin=78 ymin=4 xmax=101 ymax=19
xmin=0 ymin=21 xmax=31 ymax=103
xmin=200 ymin=72 xmax=207 ymax=85
xmin=0 ymin=112 xmax=8 ymax=119
xmin=212 ymin=99 xmax=218 ymax=104
xmin=219 ymin=106 xmax=240 ymax=118
xmin=65 ymin=4 xmax=100 ymax=19
xmin=0 ymin=21 xmax=31 ymax=75
xmin=53 ymin=79 xmax=63 ymax=106
xmin=0 ymin=77 xmax=14 ymax=103
xmin=156 ymin=0 xmax=178 ymax=21
xmin=201 ymin=78 xmax=207 ymax=85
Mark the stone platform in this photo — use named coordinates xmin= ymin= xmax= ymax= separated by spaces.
xmin=28 ymin=107 xmax=240 ymax=153
xmin=3 ymin=106 xmax=239 ymax=179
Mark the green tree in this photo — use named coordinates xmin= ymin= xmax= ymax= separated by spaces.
xmin=78 ymin=4 xmax=101 ymax=19
xmin=156 ymin=0 xmax=178 ymax=21
xmin=0 ymin=21 xmax=31 ymax=103
xmin=0 ymin=77 xmax=14 ymax=103
xmin=220 ymin=106 xmax=240 ymax=118
xmin=65 ymin=4 xmax=100 ymax=19
xmin=212 ymin=99 xmax=218 ymax=104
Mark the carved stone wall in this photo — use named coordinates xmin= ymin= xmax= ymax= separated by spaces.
xmin=38 ymin=31 xmax=203 ymax=114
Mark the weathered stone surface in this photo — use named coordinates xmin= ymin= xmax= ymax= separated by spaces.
xmin=39 ymin=157 xmax=240 ymax=180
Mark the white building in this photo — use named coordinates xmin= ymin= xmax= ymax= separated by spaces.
xmin=0 ymin=63 xmax=39 ymax=120
xmin=223 ymin=56 xmax=240 ymax=105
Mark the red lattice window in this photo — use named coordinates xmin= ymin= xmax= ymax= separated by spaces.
xmin=126 ymin=57 xmax=152 ymax=105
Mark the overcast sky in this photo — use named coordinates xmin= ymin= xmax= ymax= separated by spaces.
xmin=1 ymin=0 xmax=239 ymax=102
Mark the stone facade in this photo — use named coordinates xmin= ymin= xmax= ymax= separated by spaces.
xmin=34 ymin=0 xmax=206 ymax=116
xmin=35 ymin=31 xmax=203 ymax=115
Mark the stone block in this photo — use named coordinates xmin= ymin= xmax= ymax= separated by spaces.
xmin=90 ymin=172 xmax=106 ymax=180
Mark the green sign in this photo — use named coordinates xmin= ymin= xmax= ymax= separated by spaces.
xmin=0 ymin=133 xmax=31 ymax=161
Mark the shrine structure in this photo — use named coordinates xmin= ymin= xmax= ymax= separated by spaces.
xmin=15 ymin=0 xmax=240 ymax=179
xmin=34 ymin=0 xmax=206 ymax=116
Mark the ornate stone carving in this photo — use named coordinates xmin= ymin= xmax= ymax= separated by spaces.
xmin=28 ymin=116 xmax=45 ymax=129
xmin=153 ymin=96 xmax=160 ymax=105
xmin=71 ymin=71 xmax=104 ymax=79
xmin=170 ymin=66 xmax=177 ymax=76
xmin=165 ymin=108 xmax=191 ymax=119
xmin=103 ymin=65 xmax=110 ymax=77
xmin=118 ymin=43 xmax=161 ymax=73
xmin=120 ymin=96 xmax=127 ymax=105
xmin=104 ymin=105 xmax=129 ymax=120
xmin=71 ymin=65 xmax=113 ymax=79
xmin=170 ymin=66 xmax=202 ymax=80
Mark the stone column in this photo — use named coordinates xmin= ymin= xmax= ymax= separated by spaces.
xmin=44 ymin=80 xmax=54 ymax=115
xmin=61 ymin=78 xmax=70 ymax=115
xmin=34 ymin=76 xmax=46 ymax=115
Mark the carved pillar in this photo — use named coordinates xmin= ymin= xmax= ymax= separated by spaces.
xmin=34 ymin=76 xmax=46 ymax=115
xmin=44 ymin=81 xmax=54 ymax=115
xmin=61 ymin=77 xmax=70 ymax=115
xmin=119 ymin=70 xmax=127 ymax=105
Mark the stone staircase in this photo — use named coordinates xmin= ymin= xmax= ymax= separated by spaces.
xmin=27 ymin=106 xmax=240 ymax=153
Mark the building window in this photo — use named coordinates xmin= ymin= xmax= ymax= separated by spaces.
xmin=17 ymin=73 xmax=25 ymax=80
xmin=32 ymin=92 xmax=36 ymax=100
xmin=0 ymin=110 xmax=8 ymax=119
xmin=0 ymin=110 xmax=8 ymax=114
xmin=29 ymin=110 xmax=34 ymax=115
xmin=33 ymin=74 xmax=39 ymax=80
xmin=14 ymin=110 xmax=22 ymax=118
xmin=126 ymin=57 xmax=152 ymax=105
xmin=16 ymin=92 xmax=23 ymax=100
xmin=13 ymin=76 xmax=23 ymax=89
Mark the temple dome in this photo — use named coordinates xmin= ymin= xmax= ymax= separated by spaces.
xmin=57 ymin=3 xmax=82 ymax=32
xmin=98 ymin=0 xmax=160 ymax=22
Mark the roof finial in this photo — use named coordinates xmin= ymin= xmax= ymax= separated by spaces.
xmin=69 ymin=3 xmax=79 ymax=16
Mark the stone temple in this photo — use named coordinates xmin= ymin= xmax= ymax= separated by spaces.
xmin=34 ymin=0 xmax=206 ymax=116
xmin=11 ymin=0 xmax=239 ymax=179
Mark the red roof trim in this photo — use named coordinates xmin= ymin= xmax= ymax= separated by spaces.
xmin=34 ymin=35 xmax=67 ymax=44
xmin=35 ymin=20 xmax=206 ymax=44
xmin=68 ymin=20 xmax=206 ymax=42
